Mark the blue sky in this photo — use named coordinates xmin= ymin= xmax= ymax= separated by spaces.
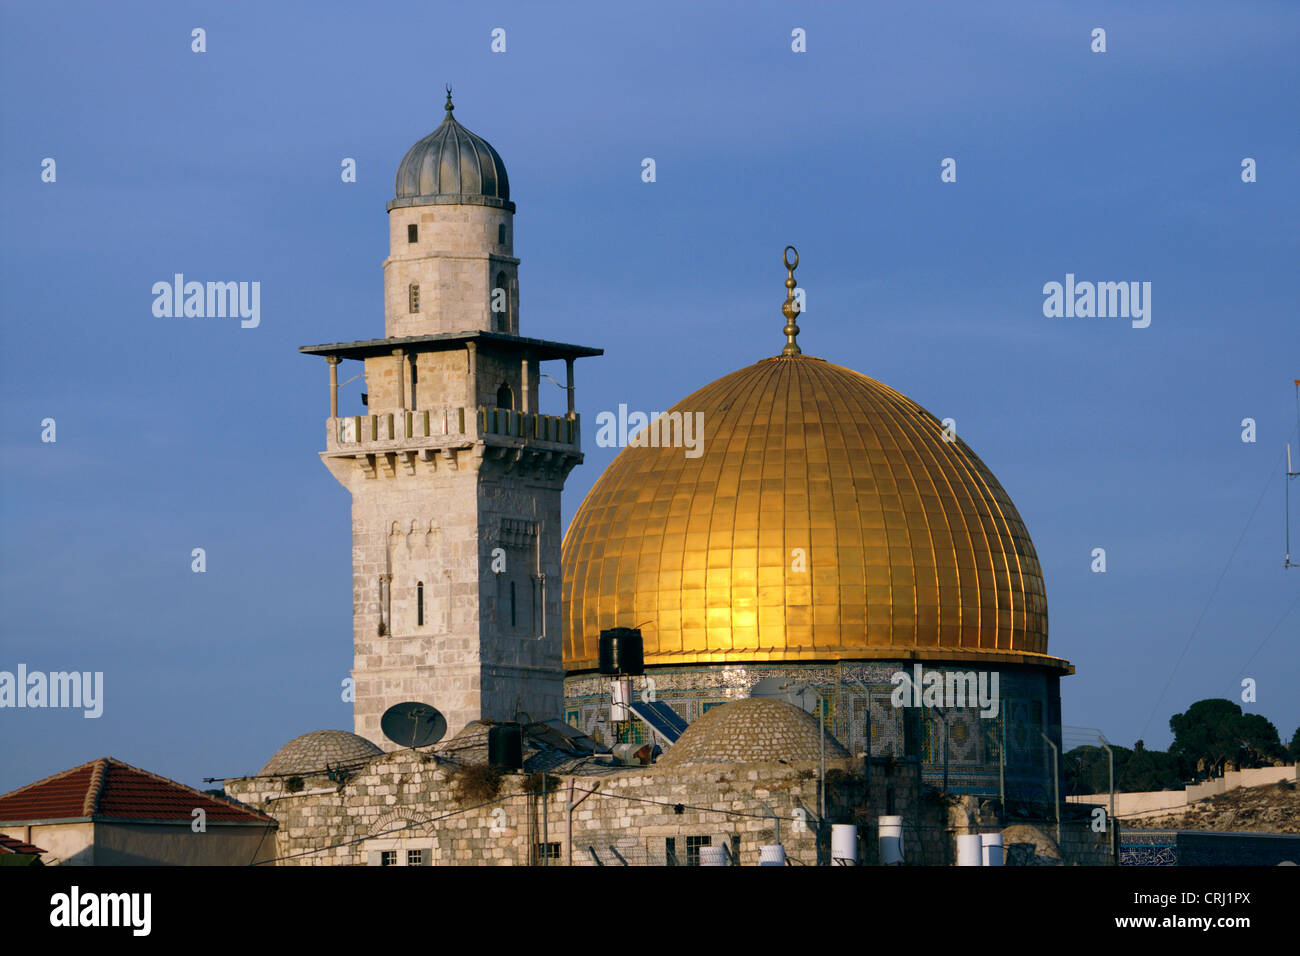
xmin=1 ymin=1 xmax=1296 ymax=793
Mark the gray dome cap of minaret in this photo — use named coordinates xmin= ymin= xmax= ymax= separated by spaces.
xmin=389 ymin=88 xmax=513 ymax=212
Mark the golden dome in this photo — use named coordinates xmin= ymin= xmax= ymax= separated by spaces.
xmin=562 ymin=352 xmax=1069 ymax=673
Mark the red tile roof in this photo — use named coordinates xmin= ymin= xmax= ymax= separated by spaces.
xmin=0 ymin=833 xmax=47 ymax=855
xmin=0 ymin=758 xmax=275 ymax=825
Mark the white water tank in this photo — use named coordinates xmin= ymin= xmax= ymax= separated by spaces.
xmin=831 ymin=824 xmax=858 ymax=865
xmin=610 ymin=678 xmax=632 ymax=722
xmin=759 ymin=844 xmax=786 ymax=866
xmin=957 ymin=833 xmax=983 ymax=866
xmin=981 ymin=833 xmax=1004 ymax=867
xmin=879 ymin=815 xmax=904 ymax=865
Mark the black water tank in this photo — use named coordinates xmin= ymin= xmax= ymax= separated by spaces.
xmin=598 ymin=627 xmax=644 ymax=676
xmin=488 ymin=724 xmax=523 ymax=770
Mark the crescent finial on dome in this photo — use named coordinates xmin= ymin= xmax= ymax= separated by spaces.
xmin=444 ymin=84 xmax=454 ymax=119
xmin=781 ymin=245 xmax=802 ymax=355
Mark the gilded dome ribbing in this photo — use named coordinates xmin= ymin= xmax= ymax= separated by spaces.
xmin=562 ymin=353 xmax=1065 ymax=672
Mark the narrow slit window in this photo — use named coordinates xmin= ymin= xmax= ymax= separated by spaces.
xmin=416 ymin=581 xmax=424 ymax=626
xmin=497 ymin=223 xmax=506 ymax=244
xmin=407 ymin=223 xmax=418 ymax=243
xmin=492 ymin=271 xmax=508 ymax=331
xmin=510 ymin=581 xmax=517 ymax=627
xmin=409 ymin=283 xmax=420 ymax=313
xmin=531 ymin=578 xmax=538 ymax=634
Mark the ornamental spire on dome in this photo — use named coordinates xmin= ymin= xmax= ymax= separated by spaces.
xmin=444 ymin=84 xmax=454 ymax=120
xmin=781 ymin=245 xmax=802 ymax=355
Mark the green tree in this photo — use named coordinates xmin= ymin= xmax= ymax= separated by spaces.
xmin=1063 ymin=745 xmax=1115 ymax=794
xmin=1237 ymin=713 xmax=1286 ymax=766
xmin=1122 ymin=739 xmax=1182 ymax=790
xmin=1169 ymin=698 xmax=1286 ymax=777
xmin=1064 ymin=741 xmax=1183 ymax=793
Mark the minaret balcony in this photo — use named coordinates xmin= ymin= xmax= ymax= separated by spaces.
xmin=479 ymin=407 xmax=580 ymax=447
xmin=324 ymin=406 xmax=580 ymax=454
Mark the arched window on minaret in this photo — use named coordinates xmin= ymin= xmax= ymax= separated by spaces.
xmin=493 ymin=271 xmax=508 ymax=332
xmin=496 ymin=382 xmax=513 ymax=409
xmin=416 ymin=581 xmax=424 ymax=627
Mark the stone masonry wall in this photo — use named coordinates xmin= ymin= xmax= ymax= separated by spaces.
xmin=331 ymin=446 xmax=484 ymax=746
xmin=384 ymin=204 xmax=517 ymax=338
xmin=324 ymin=404 xmax=571 ymax=747
xmin=229 ymin=747 xmax=1110 ymax=865
xmin=226 ymin=750 xmax=953 ymax=867
xmin=477 ymin=463 xmax=566 ymax=725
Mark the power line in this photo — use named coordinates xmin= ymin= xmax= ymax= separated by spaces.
xmin=580 ymin=784 xmax=1067 ymax=834
xmin=244 ymin=815 xmax=279 ymax=867
xmin=1137 ymin=436 xmax=1293 ymax=741
xmin=581 ymin=785 xmax=784 ymax=822
xmin=1233 ymin=590 xmax=1300 ymax=682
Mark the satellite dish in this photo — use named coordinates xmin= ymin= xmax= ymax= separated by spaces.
xmin=749 ymin=677 xmax=818 ymax=715
xmin=381 ymin=701 xmax=447 ymax=749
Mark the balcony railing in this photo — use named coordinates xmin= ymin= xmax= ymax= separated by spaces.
xmin=327 ymin=406 xmax=578 ymax=450
xmin=480 ymin=407 xmax=579 ymax=445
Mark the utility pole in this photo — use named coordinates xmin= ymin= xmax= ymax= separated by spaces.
xmin=1098 ymin=735 xmax=1116 ymax=864
xmin=819 ymin=696 xmax=827 ymax=821
xmin=564 ymin=779 xmax=599 ymax=866
xmin=1041 ymin=732 xmax=1060 ymax=846
xmin=999 ymin=707 xmax=1006 ymax=825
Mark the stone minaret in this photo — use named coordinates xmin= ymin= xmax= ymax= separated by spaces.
xmin=301 ymin=91 xmax=601 ymax=745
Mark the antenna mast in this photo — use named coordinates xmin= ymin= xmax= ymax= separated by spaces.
xmin=1287 ymin=380 xmax=1300 ymax=569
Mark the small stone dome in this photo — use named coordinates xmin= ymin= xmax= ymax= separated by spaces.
xmin=260 ymin=730 xmax=382 ymax=776
xmin=391 ymin=90 xmax=510 ymax=209
xmin=656 ymin=698 xmax=849 ymax=767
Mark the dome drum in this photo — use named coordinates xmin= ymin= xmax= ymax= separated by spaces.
xmin=386 ymin=193 xmax=515 ymax=213
xmin=564 ymin=660 xmax=1065 ymax=797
